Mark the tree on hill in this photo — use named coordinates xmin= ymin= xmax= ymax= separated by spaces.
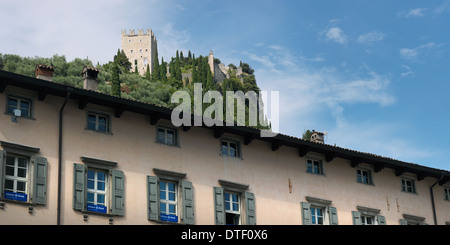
xmin=111 ymin=62 xmax=121 ymax=97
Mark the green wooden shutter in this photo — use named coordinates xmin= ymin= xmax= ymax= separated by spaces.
xmin=111 ymin=170 xmax=125 ymax=216
xmin=214 ymin=187 xmax=225 ymax=225
xmin=377 ymin=215 xmax=386 ymax=225
xmin=352 ymin=211 xmax=362 ymax=225
xmin=0 ymin=150 xmax=4 ymax=198
xmin=73 ymin=163 xmax=86 ymax=211
xmin=245 ymin=192 xmax=256 ymax=225
xmin=399 ymin=219 xmax=408 ymax=225
xmin=329 ymin=206 xmax=338 ymax=225
xmin=182 ymin=181 xmax=195 ymax=225
xmin=147 ymin=176 xmax=159 ymax=221
xmin=32 ymin=156 xmax=48 ymax=205
xmin=301 ymin=202 xmax=312 ymax=225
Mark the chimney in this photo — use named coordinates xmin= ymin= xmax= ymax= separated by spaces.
xmin=82 ymin=66 xmax=100 ymax=91
xmin=35 ymin=64 xmax=54 ymax=81
xmin=310 ymin=130 xmax=325 ymax=144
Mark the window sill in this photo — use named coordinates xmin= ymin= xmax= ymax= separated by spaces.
xmin=0 ymin=197 xmax=37 ymax=206
xmin=155 ymin=141 xmax=181 ymax=148
xmin=4 ymin=112 xmax=36 ymax=120
xmin=153 ymin=220 xmax=187 ymax=225
xmin=84 ymin=128 xmax=113 ymax=135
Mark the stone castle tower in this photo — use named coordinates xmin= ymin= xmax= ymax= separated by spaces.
xmin=121 ymin=29 xmax=158 ymax=76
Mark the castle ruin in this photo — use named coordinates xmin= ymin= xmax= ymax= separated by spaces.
xmin=121 ymin=29 xmax=158 ymax=76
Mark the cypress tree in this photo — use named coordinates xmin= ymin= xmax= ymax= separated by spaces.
xmin=111 ymin=62 xmax=121 ymax=97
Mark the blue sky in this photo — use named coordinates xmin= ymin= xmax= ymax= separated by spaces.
xmin=1 ymin=0 xmax=449 ymax=170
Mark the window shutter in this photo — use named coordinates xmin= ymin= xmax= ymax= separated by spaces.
xmin=32 ymin=156 xmax=48 ymax=205
xmin=73 ymin=163 xmax=86 ymax=211
xmin=399 ymin=219 xmax=408 ymax=225
xmin=111 ymin=170 xmax=125 ymax=216
xmin=329 ymin=206 xmax=338 ymax=225
xmin=0 ymin=150 xmax=4 ymax=198
xmin=182 ymin=181 xmax=195 ymax=225
xmin=245 ymin=192 xmax=256 ymax=225
xmin=301 ymin=202 xmax=312 ymax=225
xmin=147 ymin=176 xmax=159 ymax=221
xmin=352 ymin=211 xmax=362 ymax=225
xmin=377 ymin=215 xmax=386 ymax=225
xmin=213 ymin=187 xmax=225 ymax=225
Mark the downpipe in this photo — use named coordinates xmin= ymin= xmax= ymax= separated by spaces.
xmin=57 ymin=88 xmax=72 ymax=225
xmin=430 ymin=173 xmax=444 ymax=225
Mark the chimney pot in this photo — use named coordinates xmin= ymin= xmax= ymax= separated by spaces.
xmin=35 ymin=64 xmax=54 ymax=81
xmin=82 ymin=66 xmax=100 ymax=91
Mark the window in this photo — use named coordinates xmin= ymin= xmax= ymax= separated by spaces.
xmin=311 ymin=207 xmax=324 ymax=225
xmin=213 ymin=180 xmax=256 ymax=225
xmin=86 ymin=169 xmax=108 ymax=213
xmin=221 ymin=139 xmax=240 ymax=158
xmin=306 ymin=159 xmax=323 ymax=175
xmin=357 ymin=169 xmax=372 ymax=184
xmin=361 ymin=215 xmax=374 ymax=225
xmin=147 ymin=169 xmax=194 ymax=224
xmin=87 ymin=112 xmax=110 ymax=133
xmin=160 ymin=181 xmax=178 ymax=221
xmin=7 ymin=95 xmax=32 ymax=118
xmin=445 ymin=187 xmax=450 ymax=201
xmin=73 ymin=157 xmax=124 ymax=216
xmin=301 ymin=196 xmax=338 ymax=225
xmin=4 ymin=155 xmax=29 ymax=202
xmin=352 ymin=206 xmax=386 ymax=225
xmin=225 ymin=192 xmax=240 ymax=225
xmin=157 ymin=127 xmax=177 ymax=146
xmin=0 ymin=142 xmax=48 ymax=205
xmin=402 ymin=178 xmax=416 ymax=193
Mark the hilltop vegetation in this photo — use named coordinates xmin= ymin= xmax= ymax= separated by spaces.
xmin=0 ymin=51 xmax=267 ymax=128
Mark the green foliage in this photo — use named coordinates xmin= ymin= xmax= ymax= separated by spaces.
xmin=302 ymin=130 xmax=313 ymax=141
xmin=111 ymin=62 xmax=121 ymax=97
xmin=1 ymin=51 xmax=267 ymax=129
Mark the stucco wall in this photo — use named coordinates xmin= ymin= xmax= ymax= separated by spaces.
xmin=1 ymin=85 xmax=450 ymax=225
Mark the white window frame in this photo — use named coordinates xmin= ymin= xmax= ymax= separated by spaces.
xmin=401 ymin=178 xmax=416 ymax=193
xmin=310 ymin=206 xmax=325 ymax=225
xmin=220 ymin=139 xmax=241 ymax=158
xmin=156 ymin=126 xmax=177 ymax=146
xmin=6 ymin=94 xmax=33 ymax=119
xmin=444 ymin=187 xmax=450 ymax=201
xmin=224 ymin=191 xmax=241 ymax=225
xmin=86 ymin=111 xmax=111 ymax=133
xmin=361 ymin=215 xmax=375 ymax=225
xmin=357 ymin=168 xmax=372 ymax=185
xmin=306 ymin=158 xmax=324 ymax=175
xmin=86 ymin=169 xmax=108 ymax=208
xmin=4 ymin=155 xmax=29 ymax=197
xmin=159 ymin=180 xmax=178 ymax=217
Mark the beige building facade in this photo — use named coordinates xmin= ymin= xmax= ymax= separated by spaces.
xmin=0 ymin=67 xmax=449 ymax=225
xmin=121 ymin=29 xmax=157 ymax=76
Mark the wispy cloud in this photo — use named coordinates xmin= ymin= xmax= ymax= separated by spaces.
xmin=399 ymin=42 xmax=435 ymax=61
xmin=400 ymin=65 xmax=414 ymax=77
xmin=248 ymin=45 xmax=395 ymax=130
xmin=357 ymin=31 xmax=385 ymax=44
xmin=405 ymin=8 xmax=428 ymax=18
xmin=322 ymin=27 xmax=348 ymax=45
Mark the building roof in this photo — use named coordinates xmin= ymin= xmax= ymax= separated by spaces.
xmin=0 ymin=69 xmax=449 ymax=184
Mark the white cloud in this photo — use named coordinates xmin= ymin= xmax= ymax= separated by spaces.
xmin=357 ymin=31 xmax=385 ymax=44
xmin=399 ymin=42 xmax=435 ymax=61
xmin=400 ymin=65 xmax=414 ymax=77
xmin=405 ymin=8 xmax=427 ymax=18
xmin=156 ymin=23 xmax=191 ymax=62
xmin=249 ymin=45 xmax=395 ymax=131
xmin=323 ymin=27 xmax=348 ymax=45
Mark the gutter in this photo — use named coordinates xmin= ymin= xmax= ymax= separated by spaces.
xmin=430 ymin=173 xmax=444 ymax=225
xmin=57 ymin=88 xmax=72 ymax=225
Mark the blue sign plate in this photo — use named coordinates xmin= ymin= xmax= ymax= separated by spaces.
xmin=4 ymin=191 xmax=27 ymax=202
xmin=87 ymin=204 xmax=107 ymax=214
xmin=160 ymin=214 xmax=178 ymax=223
